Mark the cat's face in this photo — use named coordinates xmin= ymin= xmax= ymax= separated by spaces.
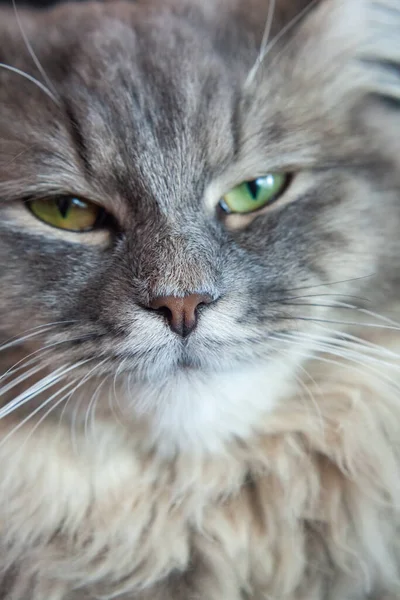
xmin=1 ymin=0 xmax=399 ymax=450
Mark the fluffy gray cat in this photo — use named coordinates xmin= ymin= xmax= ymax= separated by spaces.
xmin=0 ymin=0 xmax=400 ymax=598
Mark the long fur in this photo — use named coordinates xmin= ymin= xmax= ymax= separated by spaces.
xmin=1 ymin=331 xmax=400 ymax=599
xmin=0 ymin=0 xmax=400 ymax=598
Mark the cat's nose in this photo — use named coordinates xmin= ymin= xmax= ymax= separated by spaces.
xmin=149 ymin=294 xmax=213 ymax=338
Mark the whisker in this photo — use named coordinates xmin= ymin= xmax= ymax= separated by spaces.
xmin=0 ymin=359 xmax=91 ymax=419
xmin=275 ymin=315 xmax=400 ymax=331
xmin=0 ymin=351 xmax=50 ymax=383
xmin=278 ymin=302 xmax=359 ymax=310
xmin=272 ymin=333 xmax=400 ymax=393
xmin=108 ymin=382 xmax=125 ymax=431
xmin=84 ymin=375 xmax=109 ymax=442
xmin=0 ymin=337 xmax=87 ymax=383
xmin=110 ymin=357 xmax=128 ymax=427
xmin=11 ymin=0 xmax=59 ymax=101
xmin=0 ymin=63 xmax=58 ymax=103
xmin=274 ymin=344 xmax=325 ymax=438
xmin=288 ymin=324 xmax=400 ymax=359
xmin=272 ymin=334 xmax=400 ymax=511
xmin=0 ymin=359 xmax=51 ymax=398
xmin=68 ymin=359 xmax=109 ymax=453
xmin=245 ymin=0 xmax=276 ymax=86
xmin=302 ymin=299 xmax=400 ymax=329
xmin=1 ymin=143 xmax=38 ymax=169
xmin=0 ymin=346 xmax=55 ymax=383
xmin=0 ymin=320 xmax=76 ymax=354
xmin=58 ymin=358 xmax=108 ymax=427
xmin=23 ymin=379 xmax=102 ymax=457
xmin=313 ymin=325 xmax=400 ymax=360
xmin=276 ymin=297 xmax=400 ymax=333
xmin=70 ymin=388 xmax=93 ymax=456
xmin=245 ymin=0 xmax=319 ymax=86
xmin=0 ymin=378 xmax=80 ymax=452
xmin=277 ymin=331 xmax=400 ymax=369
xmin=273 ymin=274 xmax=375 ymax=295
xmin=269 ymin=293 xmax=371 ymax=304
xmin=351 ymin=306 xmax=400 ymax=329
xmin=272 ymin=336 xmax=378 ymax=391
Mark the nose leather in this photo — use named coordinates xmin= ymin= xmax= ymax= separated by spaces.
xmin=149 ymin=293 xmax=213 ymax=337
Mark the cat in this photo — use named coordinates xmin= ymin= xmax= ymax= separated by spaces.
xmin=0 ymin=0 xmax=400 ymax=597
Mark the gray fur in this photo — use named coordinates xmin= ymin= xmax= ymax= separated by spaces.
xmin=1 ymin=0 xmax=400 ymax=598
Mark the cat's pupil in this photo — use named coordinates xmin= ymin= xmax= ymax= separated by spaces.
xmin=56 ymin=197 xmax=72 ymax=219
xmin=247 ymin=180 xmax=259 ymax=200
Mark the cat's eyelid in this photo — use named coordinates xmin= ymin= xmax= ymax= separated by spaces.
xmin=204 ymin=171 xmax=293 ymax=213
xmin=17 ymin=190 xmax=124 ymax=225
xmin=21 ymin=193 xmax=99 ymax=207
xmin=1 ymin=202 xmax=112 ymax=246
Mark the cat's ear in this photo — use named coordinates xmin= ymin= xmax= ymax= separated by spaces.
xmin=296 ymin=0 xmax=400 ymax=103
xmin=272 ymin=0 xmax=400 ymax=108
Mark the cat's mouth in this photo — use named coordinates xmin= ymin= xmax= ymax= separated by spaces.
xmin=176 ymin=355 xmax=201 ymax=371
xmin=109 ymin=339 xmax=230 ymax=382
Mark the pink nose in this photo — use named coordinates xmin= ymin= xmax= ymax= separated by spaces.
xmin=149 ymin=294 xmax=213 ymax=337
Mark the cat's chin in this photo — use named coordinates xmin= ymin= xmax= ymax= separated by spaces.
xmin=116 ymin=354 xmax=300 ymax=454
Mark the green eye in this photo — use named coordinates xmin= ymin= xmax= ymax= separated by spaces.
xmin=220 ymin=173 xmax=288 ymax=214
xmin=28 ymin=196 xmax=105 ymax=232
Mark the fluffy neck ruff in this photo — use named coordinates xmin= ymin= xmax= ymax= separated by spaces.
xmin=1 ymin=344 xmax=400 ymax=599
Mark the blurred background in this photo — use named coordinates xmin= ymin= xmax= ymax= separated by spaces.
xmin=1 ymin=0 xmax=70 ymax=6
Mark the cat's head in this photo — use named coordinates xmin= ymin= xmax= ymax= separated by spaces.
xmin=0 ymin=0 xmax=399 ymax=451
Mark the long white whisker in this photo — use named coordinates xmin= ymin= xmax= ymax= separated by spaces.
xmin=245 ymin=0 xmax=319 ymax=86
xmin=68 ymin=359 xmax=109 ymax=453
xmin=70 ymin=388 xmax=91 ymax=456
xmin=58 ymin=358 xmax=108 ymax=428
xmin=322 ymin=329 xmax=400 ymax=360
xmin=90 ymin=377 xmax=110 ymax=440
xmin=338 ymin=303 xmax=400 ymax=329
xmin=84 ymin=375 xmax=109 ymax=442
xmin=281 ymin=275 xmax=375 ymax=294
xmin=0 ymin=352 xmax=51 ymax=384
xmin=0 ymin=347 xmax=54 ymax=383
xmin=0 ymin=336 xmax=88 ymax=383
xmin=110 ymin=358 xmax=128 ymax=427
xmin=271 ymin=336 xmax=377 ymax=388
xmin=0 ymin=321 xmax=74 ymax=354
xmin=1 ymin=143 xmax=38 ymax=169
xmin=277 ymin=331 xmax=396 ymax=369
xmin=275 ymin=333 xmax=400 ymax=511
xmin=272 ymin=334 xmax=400 ymax=393
xmin=297 ymin=325 xmax=400 ymax=361
xmin=281 ymin=314 xmax=400 ymax=331
xmin=299 ymin=297 xmax=400 ymax=329
xmin=0 ymin=63 xmax=58 ymax=103
xmin=0 ymin=359 xmax=51 ymax=398
xmin=0 ymin=378 xmax=80 ymax=452
xmin=271 ymin=292 xmax=371 ymax=304
xmin=108 ymin=381 xmax=125 ymax=430
xmin=245 ymin=0 xmax=276 ymax=86
xmin=278 ymin=296 xmax=400 ymax=336
xmin=274 ymin=345 xmax=325 ymax=439
xmin=0 ymin=359 xmax=91 ymax=419
xmin=12 ymin=0 xmax=59 ymax=101
xmin=26 ymin=384 xmax=84 ymax=451
xmin=278 ymin=330 xmax=400 ymax=371
xmin=294 ymin=360 xmax=325 ymax=432
xmin=0 ymin=366 xmax=68 ymax=418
